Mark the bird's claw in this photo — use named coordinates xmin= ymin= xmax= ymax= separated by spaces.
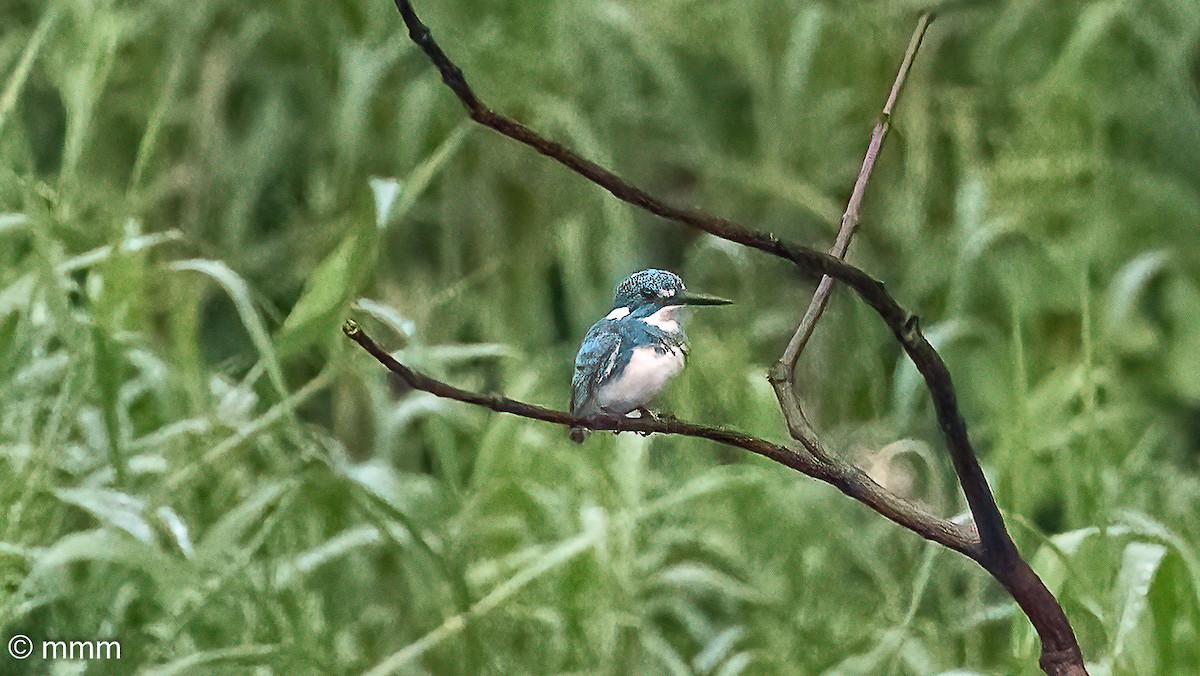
xmin=642 ymin=408 xmax=676 ymax=423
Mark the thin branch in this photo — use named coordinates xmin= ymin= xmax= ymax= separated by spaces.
xmin=343 ymin=320 xmax=977 ymax=557
xmin=769 ymin=13 xmax=933 ymax=442
xmin=391 ymin=0 xmax=1008 ymax=562
xmin=393 ymin=3 xmax=896 ymax=298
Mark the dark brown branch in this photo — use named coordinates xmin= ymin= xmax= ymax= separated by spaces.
xmin=770 ymin=13 xmax=933 ymax=442
xmin=383 ymin=3 xmax=1086 ymax=673
xmin=393 ymin=3 xmax=900 ymax=297
xmin=343 ymin=320 xmax=976 ymax=556
xmin=393 ymin=0 xmax=1007 ymax=568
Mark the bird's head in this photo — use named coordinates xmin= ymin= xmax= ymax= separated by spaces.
xmin=609 ymin=269 xmax=731 ymax=321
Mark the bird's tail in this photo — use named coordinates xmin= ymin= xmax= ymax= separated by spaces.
xmin=569 ymin=398 xmax=594 ymax=444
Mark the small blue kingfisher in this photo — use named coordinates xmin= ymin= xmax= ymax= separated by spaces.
xmin=570 ymin=269 xmax=731 ymax=442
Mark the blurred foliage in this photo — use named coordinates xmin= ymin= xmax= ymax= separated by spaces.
xmin=2 ymin=0 xmax=1200 ymax=673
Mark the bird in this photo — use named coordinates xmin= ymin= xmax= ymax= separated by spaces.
xmin=570 ymin=269 xmax=731 ymax=442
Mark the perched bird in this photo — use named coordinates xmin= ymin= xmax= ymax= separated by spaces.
xmin=570 ymin=269 xmax=731 ymax=442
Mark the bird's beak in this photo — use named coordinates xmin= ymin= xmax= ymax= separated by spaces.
xmin=670 ymin=292 xmax=733 ymax=307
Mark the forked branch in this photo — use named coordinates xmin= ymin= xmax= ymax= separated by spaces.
xmin=768 ymin=13 xmax=932 ymax=443
xmin=362 ymin=3 xmax=1087 ymax=674
xmin=343 ymin=319 xmax=975 ymax=556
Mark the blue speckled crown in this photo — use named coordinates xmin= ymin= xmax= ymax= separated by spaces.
xmin=612 ymin=269 xmax=684 ymax=308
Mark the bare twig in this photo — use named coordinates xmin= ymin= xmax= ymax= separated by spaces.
xmin=343 ymin=320 xmax=976 ymax=555
xmin=377 ymin=3 xmax=1087 ymax=673
xmin=392 ymin=0 xmax=1004 ymax=567
xmin=768 ymin=13 xmax=933 ymax=442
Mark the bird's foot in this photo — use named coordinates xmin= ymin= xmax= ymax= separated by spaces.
xmin=640 ymin=408 xmax=676 ymax=423
xmin=627 ymin=408 xmax=676 ymax=435
xmin=621 ymin=409 xmax=652 ymax=436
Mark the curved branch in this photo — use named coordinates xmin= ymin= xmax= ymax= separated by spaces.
xmin=343 ymin=320 xmax=977 ymax=556
xmin=769 ymin=13 xmax=933 ymax=442
xmin=382 ymin=3 xmax=1086 ymax=673
xmin=393 ymin=0 xmax=1006 ymax=562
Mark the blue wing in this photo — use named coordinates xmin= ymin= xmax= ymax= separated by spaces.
xmin=571 ymin=323 xmax=622 ymax=419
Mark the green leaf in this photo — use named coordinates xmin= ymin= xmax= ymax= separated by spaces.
xmin=194 ymin=482 xmax=288 ymax=563
xmin=91 ymin=325 xmax=127 ymax=485
xmin=19 ymin=529 xmax=189 ymax=608
xmin=274 ymin=227 xmax=377 ymax=358
xmin=54 ymin=487 xmax=154 ymax=544
xmin=369 ymin=177 xmax=402 ymax=229
xmin=145 ymin=644 xmax=282 ymax=675
xmin=1164 ymin=276 xmax=1200 ymax=400
xmin=170 ymin=259 xmax=288 ymax=401
xmin=1104 ymin=251 xmax=1171 ymax=356
xmin=375 ymin=123 xmax=472 ymax=229
xmin=1112 ymin=542 xmax=1167 ymax=661
xmin=353 ymin=297 xmax=415 ymax=340
xmin=0 ymin=213 xmax=29 ymax=236
xmin=363 ymin=524 xmax=599 ymax=676
xmin=275 ymin=525 xmax=385 ymax=587
xmin=0 ymin=6 xmax=60 ymax=136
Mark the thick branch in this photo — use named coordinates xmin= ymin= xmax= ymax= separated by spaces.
xmin=343 ymin=320 xmax=976 ymax=556
xmin=769 ymin=13 xmax=933 ymax=442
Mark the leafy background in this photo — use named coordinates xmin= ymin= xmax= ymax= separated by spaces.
xmin=2 ymin=0 xmax=1200 ymax=673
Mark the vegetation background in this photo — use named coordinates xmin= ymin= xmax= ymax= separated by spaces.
xmin=2 ymin=0 xmax=1199 ymax=673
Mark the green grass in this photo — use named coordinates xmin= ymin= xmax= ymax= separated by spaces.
xmin=2 ymin=0 xmax=1200 ymax=673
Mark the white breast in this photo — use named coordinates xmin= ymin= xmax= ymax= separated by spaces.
xmin=640 ymin=305 xmax=681 ymax=333
xmin=596 ymin=345 xmax=685 ymax=415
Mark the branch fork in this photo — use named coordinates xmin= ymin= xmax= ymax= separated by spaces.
xmin=345 ymin=4 xmax=1088 ymax=674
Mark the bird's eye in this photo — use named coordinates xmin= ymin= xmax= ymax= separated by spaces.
xmin=642 ymin=289 xmax=655 ymax=298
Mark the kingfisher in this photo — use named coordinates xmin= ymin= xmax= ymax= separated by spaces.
xmin=570 ymin=269 xmax=732 ymax=442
